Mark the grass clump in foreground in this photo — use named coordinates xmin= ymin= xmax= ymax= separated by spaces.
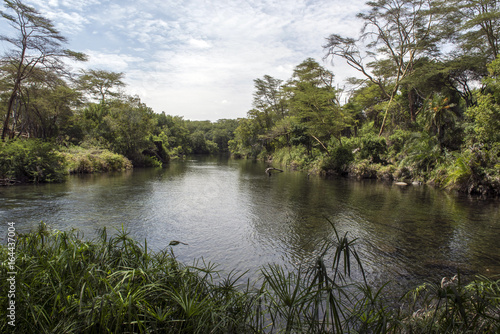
xmin=1 ymin=223 xmax=499 ymax=333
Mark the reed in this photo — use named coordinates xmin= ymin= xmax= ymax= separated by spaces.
xmin=1 ymin=222 xmax=498 ymax=333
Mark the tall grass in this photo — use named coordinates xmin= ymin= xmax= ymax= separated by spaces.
xmin=60 ymin=146 xmax=133 ymax=174
xmin=1 ymin=222 xmax=499 ymax=333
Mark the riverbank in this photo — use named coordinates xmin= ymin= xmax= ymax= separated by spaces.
xmin=1 ymin=223 xmax=498 ymax=333
xmin=0 ymin=140 xmax=136 ymax=185
xmin=262 ymin=140 xmax=500 ymax=197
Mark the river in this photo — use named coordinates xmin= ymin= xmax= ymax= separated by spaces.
xmin=1 ymin=155 xmax=499 ymax=292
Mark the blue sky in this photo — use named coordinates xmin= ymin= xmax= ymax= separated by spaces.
xmin=13 ymin=0 xmax=367 ymax=120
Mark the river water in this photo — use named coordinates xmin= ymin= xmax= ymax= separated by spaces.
xmin=1 ymin=156 xmax=499 ymax=292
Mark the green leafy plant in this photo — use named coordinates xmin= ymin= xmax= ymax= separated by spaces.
xmin=0 ymin=139 xmax=66 ymax=183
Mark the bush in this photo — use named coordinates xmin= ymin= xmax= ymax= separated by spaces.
xmin=348 ymin=159 xmax=381 ymax=179
xmin=272 ymin=146 xmax=310 ymax=170
xmin=399 ymin=132 xmax=444 ymax=174
xmin=387 ymin=129 xmax=413 ymax=162
xmin=0 ymin=139 xmax=66 ymax=183
xmin=359 ymin=134 xmax=387 ymax=163
xmin=445 ymin=145 xmax=500 ymax=195
xmin=322 ymin=145 xmax=354 ymax=173
xmin=61 ymin=146 xmax=132 ymax=173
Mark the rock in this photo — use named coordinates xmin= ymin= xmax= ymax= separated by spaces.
xmin=394 ymin=182 xmax=408 ymax=186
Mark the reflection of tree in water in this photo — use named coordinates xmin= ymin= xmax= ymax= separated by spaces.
xmin=343 ymin=181 xmax=500 ymax=282
xmin=1 ymin=157 xmax=499 ymax=292
xmin=244 ymin=169 xmax=356 ymax=270
xmin=245 ymin=168 xmax=500 ymax=289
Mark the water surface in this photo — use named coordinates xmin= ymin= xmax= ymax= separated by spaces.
xmin=1 ymin=156 xmax=499 ymax=291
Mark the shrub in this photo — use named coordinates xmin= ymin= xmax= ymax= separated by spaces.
xmin=322 ymin=145 xmax=354 ymax=173
xmin=445 ymin=145 xmax=500 ymax=195
xmin=399 ymin=132 xmax=444 ymax=174
xmin=272 ymin=146 xmax=309 ymax=170
xmin=61 ymin=146 xmax=132 ymax=173
xmin=387 ymin=129 xmax=413 ymax=162
xmin=0 ymin=139 xmax=66 ymax=183
xmin=358 ymin=134 xmax=387 ymax=163
xmin=348 ymin=159 xmax=381 ymax=179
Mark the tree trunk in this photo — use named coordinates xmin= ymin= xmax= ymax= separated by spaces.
xmin=408 ymin=88 xmax=416 ymax=122
xmin=2 ymin=88 xmax=19 ymax=141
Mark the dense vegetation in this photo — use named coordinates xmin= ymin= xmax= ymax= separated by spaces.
xmin=0 ymin=0 xmax=237 ymax=184
xmin=1 ymin=223 xmax=499 ymax=333
xmin=229 ymin=1 xmax=500 ymax=196
xmin=1 ymin=0 xmax=499 ymax=195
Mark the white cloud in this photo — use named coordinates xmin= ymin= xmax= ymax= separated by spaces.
xmin=80 ymin=50 xmax=144 ymax=72
xmin=188 ymin=38 xmax=211 ymax=49
xmin=13 ymin=0 xmax=368 ymax=120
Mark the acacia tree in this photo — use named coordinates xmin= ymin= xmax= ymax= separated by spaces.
xmin=77 ymin=69 xmax=125 ymax=104
xmin=285 ymin=58 xmax=350 ymax=151
xmin=0 ymin=0 xmax=86 ymax=140
xmin=253 ymin=75 xmax=288 ymax=124
xmin=445 ymin=0 xmax=500 ymax=61
xmin=324 ymin=0 xmax=441 ymax=135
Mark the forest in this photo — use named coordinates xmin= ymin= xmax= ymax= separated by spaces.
xmin=1 ymin=0 xmax=500 ymax=196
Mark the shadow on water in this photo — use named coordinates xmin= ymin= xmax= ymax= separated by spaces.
xmin=1 ymin=155 xmax=499 ymax=294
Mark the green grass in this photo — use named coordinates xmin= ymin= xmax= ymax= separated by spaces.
xmin=1 ymin=222 xmax=499 ymax=333
xmin=60 ymin=146 xmax=133 ymax=174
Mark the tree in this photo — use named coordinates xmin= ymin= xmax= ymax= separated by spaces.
xmin=0 ymin=0 xmax=86 ymax=140
xmin=285 ymin=58 xmax=350 ymax=151
xmin=444 ymin=0 xmax=500 ymax=61
xmin=253 ymin=75 xmax=287 ymax=124
xmin=324 ymin=0 xmax=441 ymax=135
xmin=465 ymin=55 xmax=500 ymax=145
xmin=105 ymin=95 xmax=156 ymax=160
xmin=77 ymin=69 xmax=125 ymax=104
xmin=23 ymin=71 xmax=80 ymax=139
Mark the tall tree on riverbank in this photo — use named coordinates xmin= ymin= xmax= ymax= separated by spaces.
xmin=77 ymin=69 xmax=125 ymax=104
xmin=324 ymin=0 xmax=441 ymax=135
xmin=0 ymin=0 xmax=86 ymax=140
xmin=286 ymin=58 xmax=350 ymax=151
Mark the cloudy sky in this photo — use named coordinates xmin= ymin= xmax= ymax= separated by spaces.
xmin=8 ymin=0 xmax=367 ymax=120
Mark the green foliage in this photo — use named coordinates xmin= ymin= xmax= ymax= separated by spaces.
xmin=105 ymin=97 xmax=156 ymax=162
xmin=358 ymin=134 xmax=387 ymax=163
xmin=401 ymin=274 xmax=500 ymax=333
xmin=286 ymin=58 xmax=350 ymax=145
xmin=322 ymin=145 xmax=354 ymax=173
xmin=189 ymin=130 xmax=218 ymax=154
xmin=3 ymin=222 xmax=497 ymax=333
xmin=60 ymin=146 xmax=133 ymax=173
xmin=400 ymin=132 xmax=444 ymax=174
xmin=465 ymin=56 xmax=500 ymax=146
xmin=445 ymin=145 xmax=500 ymax=195
xmin=229 ymin=117 xmax=267 ymax=159
xmin=387 ymin=129 xmax=413 ymax=161
xmin=271 ymin=146 xmax=310 ymax=170
xmin=467 ymin=94 xmax=500 ymax=145
xmin=0 ymin=139 xmax=66 ymax=183
xmin=0 ymin=223 xmax=254 ymax=333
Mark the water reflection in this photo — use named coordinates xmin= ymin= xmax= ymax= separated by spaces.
xmin=0 ymin=156 xmax=499 ymax=292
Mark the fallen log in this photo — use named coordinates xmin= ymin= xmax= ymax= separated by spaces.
xmin=265 ymin=167 xmax=284 ymax=176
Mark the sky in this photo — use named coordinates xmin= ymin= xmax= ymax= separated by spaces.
xmin=6 ymin=0 xmax=368 ymax=121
